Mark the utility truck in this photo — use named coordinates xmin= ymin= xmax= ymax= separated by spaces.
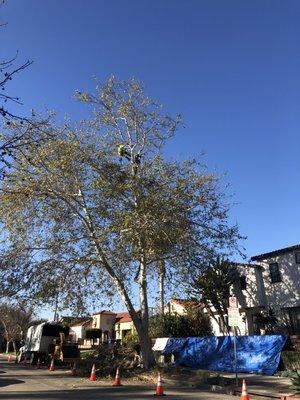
xmin=17 ymin=321 xmax=80 ymax=365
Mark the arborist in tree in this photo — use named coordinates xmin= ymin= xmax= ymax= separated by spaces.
xmin=117 ymin=144 xmax=141 ymax=175
xmin=117 ymin=144 xmax=131 ymax=161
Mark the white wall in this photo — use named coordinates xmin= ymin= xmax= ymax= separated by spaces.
xmin=256 ymin=252 xmax=300 ymax=312
xmin=232 ymin=264 xmax=266 ymax=309
xmin=70 ymin=325 xmax=83 ymax=341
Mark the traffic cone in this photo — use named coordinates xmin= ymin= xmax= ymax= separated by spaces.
xmin=240 ymin=379 xmax=250 ymax=400
xmin=89 ymin=364 xmax=96 ymax=381
xmin=36 ymin=358 xmax=42 ymax=369
xmin=113 ymin=366 xmax=122 ymax=386
xmin=154 ymin=372 xmax=166 ymax=396
xmin=49 ymin=358 xmax=55 ymax=372
xmin=71 ymin=362 xmax=77 ymax=376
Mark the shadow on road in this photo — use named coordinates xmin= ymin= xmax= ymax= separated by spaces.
xmin=0 ymin=378 xmax=25 ymax=388
xmin=0 ymin=386 xmax=197 ymax=400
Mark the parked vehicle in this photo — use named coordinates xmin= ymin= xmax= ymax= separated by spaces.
xmin=17 ymin=321 xmax=80 ymax=365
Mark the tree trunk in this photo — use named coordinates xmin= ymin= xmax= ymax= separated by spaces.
xmin=136 ymin=256 xmax=156 ymax=369
xmin=158 ymin=260 xmax=165 ymax=315
xmin=12 ymin=340 xmax=17 ymax=354
xmin=6 ymin=340 xmax=10 ymax=353
xmin=136 ymin=323 xmax=155 ymax=369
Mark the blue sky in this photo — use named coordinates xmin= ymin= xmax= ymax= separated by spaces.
xmin=2 ymin=0 xmax=300 ymax=261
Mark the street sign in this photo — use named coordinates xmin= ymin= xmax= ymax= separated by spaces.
xmin=229 ymin=296 xmax=237 ymax=308
xmin=228 ymin=307 xmax=240 ymax=327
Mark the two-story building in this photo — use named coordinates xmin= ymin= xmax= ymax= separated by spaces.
xmin=91 ymin=310 xmax=117 ymax=342
xmin=251 ymin=244 xmax=300 ymax=335
xmin=230 ymin=262 xmax=267 ymax=335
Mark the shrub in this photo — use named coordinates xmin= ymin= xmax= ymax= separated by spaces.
xmin=149 ymin=306 xmax=212 ymax=338
xmin=291 ymin=370 xmax=300 ymax=394
xmin=282 ymin=351 xmax=300 ymax=371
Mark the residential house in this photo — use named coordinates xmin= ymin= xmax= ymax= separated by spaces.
xmin=114 ymin=312 xmax=135 ymax=341
xmin=59 ymin=316 xmax=88 ymax=326
xmin=164 ymin=298 xmax=197 ymax=315
xmin=69 ymin=318 xmax=92 ymax=345
xmin=251 ymin=244 xmax=300 ymax=335
xmin=164 ymin=298 xmax=223 ymax=332
xmin=91 ymin=311 xmax=117 ymax=343
xmin=165 ymin=262 xmax=268 ymax=336
xmin=67 ymin=310 xmax=136 ymax=346
xmin=228 ymin=262 xmax=268 ymax=335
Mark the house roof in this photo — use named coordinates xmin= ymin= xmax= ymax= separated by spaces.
xmin=59 ymin=316 xmax=89 ymax=326
xmin=231 ymin=261 xmax=262 ymax=269
xmin=168 ymin=298 xmax=202 ymax=308
xmin=92 ymin=310 xmax=117 ymax=316
xmin=70 ymin=318 xmax=92 ymax=327
xmin=251 ymin=244 xmax=300 ymax=261
xmin=115 ymin=312 xmax=132 ymax=323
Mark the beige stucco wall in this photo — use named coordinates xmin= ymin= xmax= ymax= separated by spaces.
xmin=164 ymin=302 xmax=186 ymax=315
xmin=115 ymin=321 xmax=135 ymax=341
xmin=100 ymin=314 xmax=116 ymax=333
xmin=92 ymin=313 xmax=116 ymax=332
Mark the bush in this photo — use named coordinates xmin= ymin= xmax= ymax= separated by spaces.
xmin=149 ymin=306 xmax=212 ymax=338
xmin=291 ymin=370 xmax=300 ymax=394
xmin=281 ymin=351 xmax=300 ymax=371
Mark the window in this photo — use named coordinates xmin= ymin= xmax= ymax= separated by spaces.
xmin=269 ymin=263 xmax=281 ymax=283
xmin=295 ymin=252 xmax=300 ymax=264
xmin=287 ymin=307 xmax=300 ymax=335
xmin=240 ymin=276 xmax=247 ymax=290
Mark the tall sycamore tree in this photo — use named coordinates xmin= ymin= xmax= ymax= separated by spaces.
xmin=0 ymin=77 xmax=241 ymax=368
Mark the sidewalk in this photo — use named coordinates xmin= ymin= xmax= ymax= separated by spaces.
xmin=221 ymin=372 xmax=294 ymax=399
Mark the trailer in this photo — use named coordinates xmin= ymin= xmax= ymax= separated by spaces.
xmin=18 ymin=321 xmax=80 ymax=365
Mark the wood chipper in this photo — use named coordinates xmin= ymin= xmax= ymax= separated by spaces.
xmin=17 ymin=321 xmax=80 ymax=366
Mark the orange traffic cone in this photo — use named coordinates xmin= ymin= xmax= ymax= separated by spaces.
xmin=89 ymin=364 xmax=96 ymax=381
xmin=49 ymin=358 xmax=55 ymax=372
xmin=36 ymin=358 xmax=42 ymax=369
xmin=113 ymin=366 xmax=122 ymax=386
xmin=154 ymin=372 xmax=166 ymax=396
xmin=71 ymin=362 xmax=77 ymax=376
xmin=241 ymin=379 xmax=250 ymax=400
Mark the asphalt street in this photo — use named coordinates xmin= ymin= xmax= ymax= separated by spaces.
xmin=0 ymin=358 xmax=238 ymax=400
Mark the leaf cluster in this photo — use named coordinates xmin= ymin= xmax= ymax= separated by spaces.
xmin=149 ymin=306 xmax=212 ymax=338
xmin=0 ymin=77 xmax=243 ymax=315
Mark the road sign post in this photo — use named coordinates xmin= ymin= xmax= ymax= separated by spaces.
xmin=228 ymin=297 xmax=239 ymax=387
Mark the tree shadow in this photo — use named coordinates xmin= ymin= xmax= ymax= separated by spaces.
xmin=0 ymin=387 xmax=175 ymax=399
xmin=0 ymin=378 xmax=25 ymax=388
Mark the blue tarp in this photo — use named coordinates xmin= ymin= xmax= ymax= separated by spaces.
xmin=164 ymin=338 xmax=187 ymax=355
xmin=163 ymin=335 xmax=286 ymax=375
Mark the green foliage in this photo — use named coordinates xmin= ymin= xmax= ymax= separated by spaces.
xmin=254 ymin=308 xmax=278 ymax=333
xmin=291 ymin=370 xmax=300 ymax=394
xmin=123 ymin=331 xmax=140 ymax=346
xmin=0 ymin=76 xmax=242 ymax=368
xmin=190 ymin=258 xmax=240 ymax=334
xmin=149 ymin=306 xmax=212 ymax=338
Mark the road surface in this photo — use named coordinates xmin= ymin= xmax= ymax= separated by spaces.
xmin=0 ymin=357 xmax=237 ymax=400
